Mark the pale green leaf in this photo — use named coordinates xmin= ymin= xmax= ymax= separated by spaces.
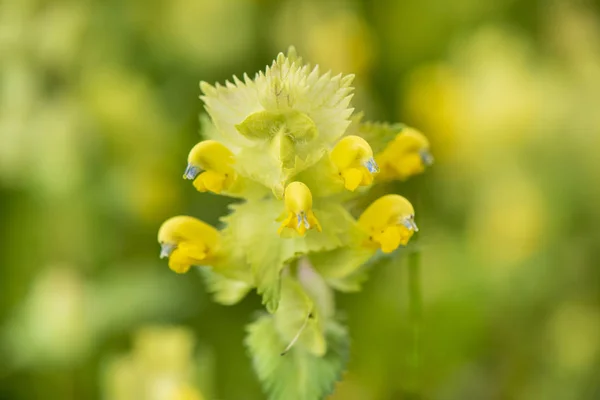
xmin=198 ymin=267 xmax=252 ymax=306
xmin=235 ymin=110 xmax=317 ymax=143
xmin=200 ymin=51 xmax=355 ymax=192
xmin=274 ymin=276 xmax=325 ymax=356
xmin=245 ymin=316 xmax=349 ymax=400
xmin=324 ymin=265 xmax=371 ymax=293
xmin=220 ymin=200 xmax=293 ymax=313
xmin=292 ymin=154 xmax=346 ymax=198
xmin=235 ymin=110 xmax=282 ymax=140
xmin=297 ymin=260 xmax=335 ymax=320
xmin=309 ymin=245 xmax=375 ymax=285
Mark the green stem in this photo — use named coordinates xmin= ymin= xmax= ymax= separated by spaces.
xmin=407 ymin=246 xmax=422 ymax=398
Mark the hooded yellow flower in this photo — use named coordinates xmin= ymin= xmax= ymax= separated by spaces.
xmin=330 ymin=135 xmax=378 ymax=191
xmin=358 ymin=194 xmax=418 ymax=253
xmin=183 ymin=140 xmax=236 ymax=194
xmin=376 ymin=128 xmax=433 ymax=181
xmin=277 ymin=181 xmax=322 ymax=236
xmin=158 ymin=216 xmax=220 ymax=273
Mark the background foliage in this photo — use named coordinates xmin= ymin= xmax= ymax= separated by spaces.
xmin=1 ymin=0 xmax=600 ymax=399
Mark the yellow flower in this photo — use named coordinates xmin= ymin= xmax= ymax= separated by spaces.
xmin=277 ymin=182 xmax=322 ymax=236
xmin=183 ymin=140 xmax=236 ymax=194
xmin=375 ymin=128 xmax=433 ymax=181
xmin=172 ymin=385 xmax=205 ymax=400
xmin=330 ymin=135 xmax=379 ymax=191
xmin=158 ymin=216 xmax=220 ymax=273
xmin=358 ymin=194 xmax=418 ymax=253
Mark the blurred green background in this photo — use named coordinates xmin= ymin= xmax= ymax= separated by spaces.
xmin=1 ymin=0 xmax=600 ymax=399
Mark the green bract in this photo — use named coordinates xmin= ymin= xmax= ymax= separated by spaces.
xmin=158 ymin=47 xmax=431 ymax=400
xmin=200 ymin=52 xmax=354 ymax=195
xmin=245 ymin=315 xmax=349 ymax=400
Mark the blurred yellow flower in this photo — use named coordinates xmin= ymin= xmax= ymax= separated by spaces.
xmin=104 ymin=326 xmax=205 ymax=400
xmin=274 ymin=2 xmax=375 ymax=76
xmin=330 ymin=135 xmax=378 ymax=191
xmin=468 ymin=170 xmax=547 ymax=270
xmin=358 ymin=195 xmax=418 ymax=253
xmin=375 ymin=128 xmax=432 ymax=181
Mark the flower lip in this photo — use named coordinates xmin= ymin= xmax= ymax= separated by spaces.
xmin=160 ymin=242 xmax=177 ymax=259
xmin=183 ymin=164 xmax=202 ymax=180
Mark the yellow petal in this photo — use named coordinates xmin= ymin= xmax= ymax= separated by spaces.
xmin=398 ymin=226 xmax=414 ymax=246
xmin=279 ymin=182 xmax=321 ymax=236
xmin=358 ymin=195 xmax=415 ymax=231
xmin=360 ymin=167 xmax=374 ymax=186
xmin=307 ymin=210 xmax=322 ymax=232
xmin=187 ymin=140 xmax=234 ymax=174
xmin=377 ymin=226 xmax=402 ymax=253
xmin=192 ymin=176 xmax=207 ymax=192
xmin=391 ymin=153 xmax=425 ymax=180
xmin=198 ymin=171 xmax=227 ymax=194
xmin=284 ymin=182 xmax=313 ymax=214
xmin=331 ymin=135 xmax=373 ymax=170
xmin=375 ymin=128 xmax=431 ymax=181
xmin=177 ymin=241 xmax=208 ymax=261
xmin=277 ymin=212 xmax=295 ymax=235
xmin=172 ymin=386 xmax=205 ymax=400
xmin=341 ymin=168 xmax=364 ymax=191
xmin=168 ymin=249 xmax=193 ymax=274
xmin=357 ymin=195 xmax=417 ymax=251
xmin=158 ymin=216 xmax=221 ymax=266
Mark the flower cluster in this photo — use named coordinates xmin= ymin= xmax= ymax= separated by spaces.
xmin=157 ymin=48 xmax=432 ymax=399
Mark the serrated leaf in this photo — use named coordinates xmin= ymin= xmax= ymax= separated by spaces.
xmin=293 ymin=154 xmax=347 ymax=198
xmin=274 ymin=276 xmax=325 ymax=356
xmin=297 ymin=260 xmax=335 ymax=320
xmin=309 ymin=245 xmax=375 ymax=284
xmin=199 ymin=114 xmax=222 ymax=142
xmin=348 ymin=121 xmax=406 ymax=154
xmin=234 ymin=144 xmax=286 ymax=197
xmin=200 ymin=52 xmax=355 ymax=193
xmin=220 ymin=200 xmax=294 ymax=313
xmin=198 ymin=267 xmax=252 ymax=306
xmin=324 ymin=265 xmax=371 ymax=293
xmin=245 ymin=316 xmax=349 ymax=400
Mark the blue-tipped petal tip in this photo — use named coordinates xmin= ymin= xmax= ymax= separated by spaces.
xmin=160 ymin=243 xmax=176 ymax=259
xmin=420 ymin=150 xmax=434 ymax=166
xmin=365 ymin=158 xmax=379 ymax=174
xmin=183 ymin=164 xmax=201 ymax=180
